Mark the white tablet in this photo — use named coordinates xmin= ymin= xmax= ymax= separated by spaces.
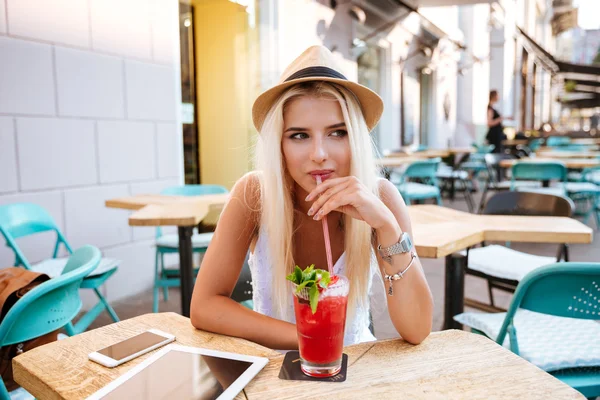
xmin=86 ymin=344 xmax=269 ymax=400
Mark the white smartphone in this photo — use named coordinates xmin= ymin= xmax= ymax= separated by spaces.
xmin=88 ymin=329 xmax=175 ymax=368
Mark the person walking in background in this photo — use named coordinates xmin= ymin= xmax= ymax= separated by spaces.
xmin=486 ymin=90 xmax=508 ymax=153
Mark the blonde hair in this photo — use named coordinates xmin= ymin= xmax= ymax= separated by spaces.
xmin=254 ymin=82 xmax=380 ymax=320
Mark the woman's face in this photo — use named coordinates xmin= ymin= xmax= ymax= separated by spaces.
xmin=282 ymin=95 xmax=351 ymax=195
xmin=490 ymin=92 xmax=498 ymax=104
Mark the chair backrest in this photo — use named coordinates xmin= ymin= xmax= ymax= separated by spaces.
xmin=511 ymin=161 xmax=566 ymax=184
xmin=0 ymin=203 xmax=58 ymax=240
xmin=528 ymin=138 xmax=543 ymax=151
xmin=0 ymin=245 xmax=100 ymax=346
xmin=551 ymin=144 xmax=590 ymax=152
xmin=160 ymin=184 xmax=228 ymax=196
xmin=483 ymin=191 xmax=574 ymax=217
xmin=473 ymin=144 xmax=495 ymax=154
xmin=546 ymin=136 xmax=571 ymax=147
xmin=582 ymin=165 xmax=600 ymax=183
xmin=403 ymin=158 xmax=440 ymax=181
xmin=496 ymin=262 xmax=600 ymax=345
xmin=0 ymin=203 xmax=72 ymax=269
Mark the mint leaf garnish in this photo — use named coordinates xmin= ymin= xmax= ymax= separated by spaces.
xmin=286 ymin=266 xmax=303 ymax=284
xmin=294 ymin=266 xmax=303 ymax=283
xmin=285 ymin=265 xmax=332 ymax=314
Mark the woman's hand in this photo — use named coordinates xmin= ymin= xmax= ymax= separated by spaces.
xmin=305 ymin=176 xmax=397 ymax=231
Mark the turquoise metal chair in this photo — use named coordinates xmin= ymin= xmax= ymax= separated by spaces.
xmin=0 ymin=245 xmax=101 ymax=398
xmin=510 ymin=161 xmax=567 ymax=196
xmin=0 ymin=204 xmax=119 ymax=336
xmin=528 ymin=138 xmax=543 ymax=152
xmin=457 ymin=263 xmax=600 ymax=398
xmin=460 ymin=145 xmax=495 ymax=187
xmin=392 ymin=158 xmax=442 ymax=205
xmin=546 ymin=136 xmax=572 ymax=147
xmin=550 ymin=144 xmax=594 ymax=152
xmin=153 ymin=184 xmax=228 ymax=313
xmin=569 ymin=166 xmax=600 ymax=228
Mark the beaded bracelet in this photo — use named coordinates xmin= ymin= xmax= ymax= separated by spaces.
xmin=383 ymin=252 xmax=417 ymax=296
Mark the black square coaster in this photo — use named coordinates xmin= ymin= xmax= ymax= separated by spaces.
xmin=278 ymin=351 xmax=348 ymax=382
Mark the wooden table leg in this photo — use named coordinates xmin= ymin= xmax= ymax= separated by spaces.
xmin=443 ymin=253 xmax=466 ymax=330
xmin=178 ymin=226 xmax=194 ymax=317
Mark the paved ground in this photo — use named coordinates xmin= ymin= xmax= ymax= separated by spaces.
xmin=88 ymin=190 xmax=599 ymax=332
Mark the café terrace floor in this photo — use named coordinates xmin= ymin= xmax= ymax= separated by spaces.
xmin=88 ymin=191 xmax=600 ymax=332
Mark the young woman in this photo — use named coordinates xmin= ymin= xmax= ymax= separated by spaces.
xmin=191 ymin=46 xmax=433 ymax=350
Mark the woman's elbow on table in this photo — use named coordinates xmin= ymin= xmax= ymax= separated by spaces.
xmin=190 ymin=296 xmax=212 ymax=330
xmin=401 ymin=322 xmax=432 ymax=345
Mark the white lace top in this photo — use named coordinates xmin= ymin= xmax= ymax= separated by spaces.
xmin=248 ymin=229 xmax=399 ymax=346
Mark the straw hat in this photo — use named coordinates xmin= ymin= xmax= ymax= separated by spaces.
xmin=251 ymin=45 xmax=384 ymax=133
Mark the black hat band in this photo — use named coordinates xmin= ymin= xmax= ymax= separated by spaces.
xmin=284 ymin=66 xmax=347 ymax=82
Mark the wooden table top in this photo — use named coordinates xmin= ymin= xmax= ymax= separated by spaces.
xmin=571 ymin=138 xmax=600 ymax=145
xmin=14 ymin=313 xmax=583 ymax=400
xmin=535 ymin=150 xmax=600 ymax=159
xmin=408 ymin=205 xmax=592 ymax=258
xmin=502 ymin=139 xmax=530 ymax=146
xmin=13 ymin=313 xmax=279 ymax=400
xmin=385 ymin=148 xmax=475 ymax=158
xmin=499 ymin=158 xmax=600 ymax=169
xmin=376 ymin=157 xmax=428 ymax=167
xmin=106 ymin=193 xmax=229 ymax=226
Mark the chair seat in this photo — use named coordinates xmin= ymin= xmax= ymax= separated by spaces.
xmin=495 ymin=180 xmax=541 ymax=190
xmin=156 ymin=232 xmax=214 ymax=249
xmin=567 ymin=172 xmax=582 ymax=182
xmin=436 ymin=169 xmax=469 ymax=180
xmin=454 ymin=309 xmax=600 ymax=372
xmin=31 ymin=257 xmax=119 ymax=278
xmin=587 ymin=171 xmax=600 ymax=185
xmin=564 ymin=182 xmax=600 ymax=194
xmin=9 ymin=387 xmax=34 ymax=400
xmin=516 ymin=186 xmax=566 ymax=197
xmin=467 ymin=245 xmax=556 ymax=281
xmin=396 ymin=182 xmax=440 ymax=199
xmin=460 ymin=161 xmax=487 ymax=171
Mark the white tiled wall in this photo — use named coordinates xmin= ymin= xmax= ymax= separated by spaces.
xmin=16 ymin=118 xmax=97 ymax=190
xmin=0 ymin=117 xmax=17 ymax=193
xmin=157 ymin=123 xmax=180 ymax=178
xmin=63 ymin=185 xmax=132 ymax=249
xmin=125 ymin=61 xmax=177 ymax=121
xmin=0 ymin=0 xmax=182 ymax=307
xmin=55 ymin=48 xmax=125 ymax=118
xmin=97 ymin=121 xmax=156 ymax=183
xmin=7 ymin=0 xmax=90 ymax=47
xmin=90 ymin=0 xmax=152 ymax=59
xmin=103 ymin=240 xmax=156 ymax=303
xmin=0 ymin=37 xmax=55 ymax=115
xmin=0 ymin=2 xmax=6 ymax=34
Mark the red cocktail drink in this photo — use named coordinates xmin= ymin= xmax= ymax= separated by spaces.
xmin=293 ymin=275 xmax=349 ymax=377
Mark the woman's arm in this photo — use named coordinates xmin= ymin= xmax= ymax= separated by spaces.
xmin=190 ymin=172 xmax=298 ymax=350
xmin=487 ymin=108 xmax=503 ymax=128
xmin=375 ymin=179 xmax=434 ymax=344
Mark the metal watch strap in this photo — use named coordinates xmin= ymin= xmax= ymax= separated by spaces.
xmin=378 ymin=232 xmax=413 ymax=264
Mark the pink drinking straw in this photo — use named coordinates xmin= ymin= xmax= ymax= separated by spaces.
xmin=316 ymin=175 xmax=334 ymax=275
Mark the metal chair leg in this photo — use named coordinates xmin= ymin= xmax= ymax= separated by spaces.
xmin=487 ymin=280 xmax=495 ymax=307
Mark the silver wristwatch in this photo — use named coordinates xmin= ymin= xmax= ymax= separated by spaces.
xmin=378 ymin=232 xmax=413 ymax=264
